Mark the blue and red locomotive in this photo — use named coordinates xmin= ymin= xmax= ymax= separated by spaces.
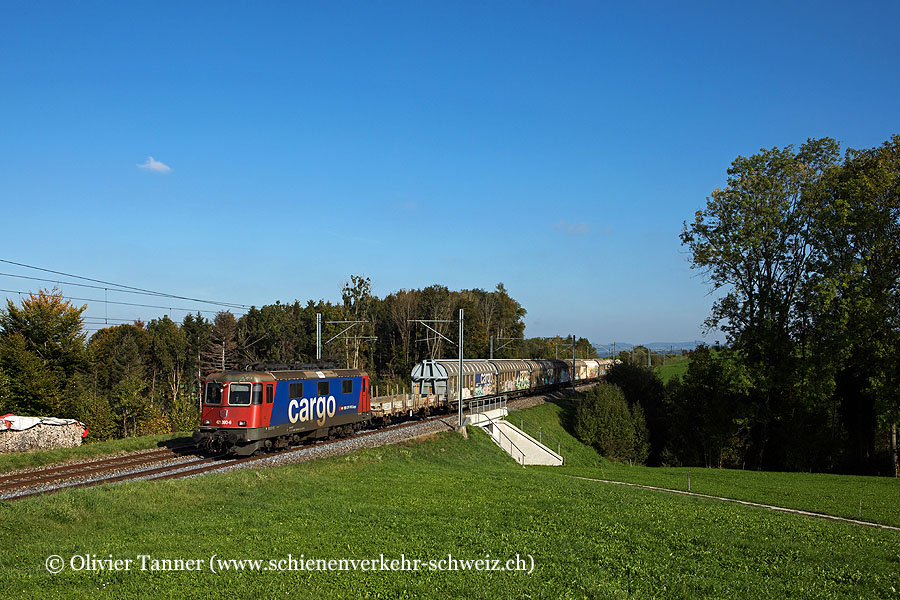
xmin=192 ymin=365 xmax=371 ymax=455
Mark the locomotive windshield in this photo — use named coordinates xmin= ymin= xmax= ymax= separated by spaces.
xmin=205 ymin=382 xmax=223 ymax=405
xmin=228 ymin=383 xmax=252 ymax=405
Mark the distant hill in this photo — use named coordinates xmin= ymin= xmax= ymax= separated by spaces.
xmin=593 ymin=340 xmax=707 ymax=355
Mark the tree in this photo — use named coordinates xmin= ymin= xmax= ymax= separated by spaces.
xmin=0 ymin=366 xmax=10 ymax=408
xmin=604 ymin=362 xmax=668 ymax=464
xmin=418 ymin=285 xmax=454 ymax=359
xmin=87 ymin=323 xmax=149 ymax=394
xmin=182 ymin=313 xmax=212 ymax=405
xmin=811 ymin=135 xmax=900 ymax=474
xmin=202 ymin=312 xmax=240 ymax=374
xmin=148 ymin=316 xmax=189 ymax=406
xmin=664 ymin=347 xmax=752 ymax=468
xmin=492 ymin=283 xmax=527 ymax=357
xmin=0 ymin=333 xmax=64 ymax=415
xmin=341 ymin=275 xmax=375 ymax=369
xmin=387 ymin=289 xmax=418 ymax=375
xmin=681 ymin=138 xmax=841 ymax=468
xmin=574 ymin=382 xmax=648 ymax=463
xmin=112 ymin=372 xmax=149 ymax=437
xmin=0 ymin=289 xmax=87 ymax=378
xmin=0 ymin=289 xmax=88 ymax=416
xmin=87 ymin=323 xmax=151 ymax=438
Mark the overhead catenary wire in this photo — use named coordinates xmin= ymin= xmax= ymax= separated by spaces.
xmin=0 ymin=260 xmax=253 ymax=335
xmin=0 ymin=259 xmax=250 ymax=310
xmin=0 ymin=287 xmax=242 ymax=316
xmin=0 ymin=272 xmax=249 ymax=310
xmin=82 ymin=317 xmax=139 ymax=323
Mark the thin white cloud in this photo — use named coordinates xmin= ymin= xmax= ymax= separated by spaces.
xmin=397 ymin=200 xmax=418 ymax=211
xmin=137 ymin=156 xmax=172 ymax=173
xmin=554 ymin=221 xmax=590 ymax=236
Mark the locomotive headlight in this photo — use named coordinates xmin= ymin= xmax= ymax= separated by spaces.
xmin=202 ymin=420 xmax=210 ymax=425
xmin=239 ymin=420 xmax=247 ymax=427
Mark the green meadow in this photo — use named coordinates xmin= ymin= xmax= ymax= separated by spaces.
xmin=1 ymin=398 xmax=898 ymax=599
xmin=653 ymin=353 xmax=690 ymax=384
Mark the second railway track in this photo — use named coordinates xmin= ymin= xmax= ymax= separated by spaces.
xmin=0 ymin=446 xmax=195 ymax=490
xmin=1 ymin=414 xmax=455 ymax=502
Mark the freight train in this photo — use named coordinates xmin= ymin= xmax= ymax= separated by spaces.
xmin=193 ymin=358 xmax=612 ymax=455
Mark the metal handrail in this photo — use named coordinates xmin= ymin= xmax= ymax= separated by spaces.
xmin=477 ymin=410 xmax=526 ymax=467
xmin=467 ymin=396 xmax=506 ymax=415
xmin=514 ymin=414 xmax=564 ymax=460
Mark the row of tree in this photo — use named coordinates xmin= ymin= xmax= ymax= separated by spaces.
xmin=0 ymin=282 xmax=597 ymax=441
xmin=577 ymin=345 xmax=896 ymax=476
xmin=676 ymin=135 xmax=900 ymax=475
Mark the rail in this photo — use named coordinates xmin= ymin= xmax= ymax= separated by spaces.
xmin=477 ymin=410 xmax=526 ymax=467
xmin=514 ymin=414 xmax=564 ymax=462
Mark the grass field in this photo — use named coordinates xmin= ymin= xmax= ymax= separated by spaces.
xmin=653 ymin=354 xmax=690 ymax=383
xmin=0 ymin=433 xmax=192 ymax=475
xmin=512 ymin=398 xmax=900 ymax=529
xmin=2 ymin=402 xmax=899 ymax=599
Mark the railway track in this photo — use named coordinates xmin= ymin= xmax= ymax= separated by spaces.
xmin=0 ymin=446 xmax=195 ymax=490
xmin=0 ymin=446 xmax=210 ymax=501
xmin=1 ymin=414 xmax=453 ymax=502
xmin=1 ymin=385 xmax=584 ymax=502
xmin=149 ymin=415 xmax=452 ymax=483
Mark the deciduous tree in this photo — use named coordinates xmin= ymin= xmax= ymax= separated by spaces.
xmin=681 ymin=138 xmax=840 ymax=467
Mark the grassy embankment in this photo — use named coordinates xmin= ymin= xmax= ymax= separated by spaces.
xmin=0 ymin=433 xmax=191 ymax=474
xmin=1 ymin=396 xmax=899 ymax=599
xmin=513 ymin=397 xmax=900 ymax=528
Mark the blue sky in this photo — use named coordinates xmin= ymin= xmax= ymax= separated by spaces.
xmin=1 ymin=1 xmax=898 ymax=345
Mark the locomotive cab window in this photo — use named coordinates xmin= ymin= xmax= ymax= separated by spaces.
xmin=342 ymin=380 xmax=353 ymax=394
xmin=228 ymin=383 xmax=251 ymax=405
xmin=205 ymin=382 xmax=222 ymax=405
xmin=318 ymin=381 xmax=329 ymax=396
xmin=252 ymin=383 xmax=263 ymax=405
xmin=265 ymin=385 xmax=274 ymax=404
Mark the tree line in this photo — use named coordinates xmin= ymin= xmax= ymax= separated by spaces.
xmin=0 ymin=281 xmax=596 ymax=441
xmin=575 ymin=135 xmax=899 ymax=476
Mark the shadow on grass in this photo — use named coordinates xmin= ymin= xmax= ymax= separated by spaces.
xmin=543 ymin=389 xmax=581 ymax=438
xmin=158 ymin=435 xmax=195 ymax=449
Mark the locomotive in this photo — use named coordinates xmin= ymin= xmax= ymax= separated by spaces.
xmin=192 ymin=364 xmax=370 ymax=455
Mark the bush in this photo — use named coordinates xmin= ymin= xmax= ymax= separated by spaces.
xmin=136 ymin=403 xmax=171 ymax=436
xmin=575 ymin=383 xmax=649 ymax=463
xmin=74 ymin=392 xmax=117 ymax=442
xmin=664 ymin=347 xmax=751 ymax=468
xmin=604 ymin=362 xmax=668 ymax=464
xmin=168 ymin=392 xmax=199 ymax=433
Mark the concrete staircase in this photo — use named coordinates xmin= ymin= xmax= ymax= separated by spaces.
xmin=464 ymin=398 xmax=563 ymax=467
